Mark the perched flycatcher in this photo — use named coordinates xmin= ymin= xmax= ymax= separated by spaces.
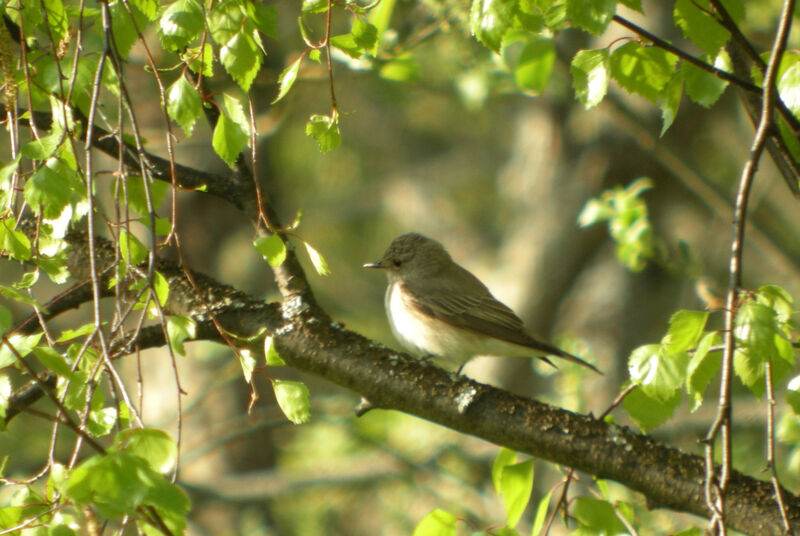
xmin=364 ymin=232 xmax=601 ymax=374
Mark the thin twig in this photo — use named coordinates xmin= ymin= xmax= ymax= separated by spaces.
xmin=703 ymin=0 xmax=796 ymax=533
xmin=764 ymin=359 xmax=793 ymax=534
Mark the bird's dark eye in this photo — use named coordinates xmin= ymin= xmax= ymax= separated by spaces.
xmin=393 ymin=259 xmax=402 ymax=267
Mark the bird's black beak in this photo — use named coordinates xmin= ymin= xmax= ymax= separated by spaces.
xmin=363 ymin=261 xmax=385 ymax=269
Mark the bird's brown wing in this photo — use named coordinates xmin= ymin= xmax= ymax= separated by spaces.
xmin=402 ymin=267 xmax=603 ymax=374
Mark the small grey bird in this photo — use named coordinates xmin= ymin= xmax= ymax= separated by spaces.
xmin=364 ymin=232 xmax=601 ymax=374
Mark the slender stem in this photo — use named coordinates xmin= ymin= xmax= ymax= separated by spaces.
xmin=703 ymin=0 xmax=795 ymax=533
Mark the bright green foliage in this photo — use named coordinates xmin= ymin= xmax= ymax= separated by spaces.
xmin=687 ymin=331 xmax=721 ymax=411
xmin=682 ymin=52 xmax=730 ymax=108
xmin=571 ymin=49 xmax=610 ymax=109
xmin=254 ymin=234 xmax=287 ymax=267
xmin=306 ymin=114 xmax=342 ymax=152
xmin=65 ymin=451 xmax=190 ymax=531
xmin=213 ymin=112 xmax=249 ymax=168
xmin=609 ymin=42 xmax=679 ymax=103
xmin=664 ymin=310 xmax=709 ymax=354
xmin=578 ymin=177 xmax=654 ymax=271
xmin=114 ymin=175 xmax=169 ymax=216
xmin=304 ymin=241 xmax=331 ymax=276
xmin=32 ymin=346 xmax=73 ymax=377
xmin=412 ymin=508 xmax=458 ymax=536
xmin=0 ymin=333 xmax=43 ymax=368
xmin=566 ymin=0 xmax=615 ymax=36
xmin=501 ymin=32 xmax=555 ymax=94
xmin=264 ymin=335 xmax=287 ymax=366
xmin=779 ymin=57 xmax=800 ymax=117
xmin=209 ymin=0 xmax=265 ymax=91
xmin=470 ymin=0 xmax=517 ymax=52
xmin=167 ymin=75 xmax=205 ymax=137
xmin=628 ymin=343 xmax=690 ymax=402
xmin=114 ymin=429 xmax=178 ymax=474
xmin=733 ymin=287 xmax=796 ymax=397
xmin=273 ymin=56 xmax=304 ymax=103
xmin=0 ymin=218 xmax=31 ymax=261
xmin=119 ymin=230 xmax=148 ymax=267
xmin=23 ymin=157 xmax=85 ymax=220
xmin=659 ymin=71 xmax=684 ymax=135
xmin=158 ymin=0 xmax=204 ymax=51
xmin=166 ymin=315 xmax=197 ymax=356
xmin=491 ymin=448 xmax=534 ymax=527
xmin=42 ymin=0 xmax=68 ymax=43
xmin=572 ymin=496 xmax=629 ymax=534
xmin=272 ymin=379 xmax=312 ymax=424
xmin=110 ymin=0 xmax=150 ymax=59
xmin=673 ymin=0 xmax=743 ymax=56
xmin=530 ymin=488 xmax=553 ymax=536
xmin=624 ymin=384 xmax=681 ymax=431
xmin=380 ymin=57 xmax=420 ymax=82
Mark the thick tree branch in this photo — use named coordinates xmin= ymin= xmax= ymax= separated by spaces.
xmin=5 ymin=240 xmax=799 ymax=535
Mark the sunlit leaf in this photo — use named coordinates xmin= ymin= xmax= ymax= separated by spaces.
xmin=272 ymin=379 xmax=311 ymax=424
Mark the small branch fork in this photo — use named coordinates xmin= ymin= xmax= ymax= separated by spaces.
xmin=703 ymin=0 xmax=796 ymax=534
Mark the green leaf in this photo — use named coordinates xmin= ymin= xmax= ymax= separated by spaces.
xmin=43 ymin=0 xmax=68 ymax=42
xmin=273 ymin=55 xmax=303 ymax=103
xmin=665 ymin=310 xmax=708 ymax=353
xmin=249 ymin=3 xmax=277 ymax=37
xmin=628 ymin=344 xmax=689 ymax=402
xmin=33 ymin=346 xmax=73 ymax=377
xmin=0 ymin=333 xmax=43 ymax=368
xmin=573 ymin=497 xmax=628 ymax=534
xmin=119 ymin=230 xmax=148 ymax=266
xmin=0 ymin=374 xmax=11 ymax=423
xmin=306 ymin=114 xmax=341 ymax=152
xmin=158 ymin=0 xmax=204 ymax=51
xmin=623 ymin=384 xmax=681 ymax=430
xmin=530 ymin=488 xmax=553 ymax=536
xmin=272 ymin=379 xmax=311 ymax=424
xmin=212 ymin=114 xmax=249 ymax=168
xmin=304 ymin=241 xmax=331 ymax=276
xmin=757 ymin=284 xmax=795 ymax=325
xmin=682 ymin=53 xmax=729 ymax=108
xmin=469 ymin=0 xmax=515 ymax=52
xmin=115 ymin=175 xmax=169 ymax=216
xmin=368 ymin=0 xmax=395 ymax=53
xmin=659 ymin=70 xmax=683 ymax=135
xmin=566 ymin=0 xmax=616 ymax=35
xmin=492 ymin=447 xmax=517 ymax=494
xmin=87 ymin=406 xmax=118 ymax=437
xmin=779 ymin=58 xmax=800 ymax=118
xmin=182 ymin=43 xmax=215 ymax=77
xmin=238 ymin=349 xmax=257 ymax=383
xmin=673 ymin=0 xmax=736 ymax=56
xmin=167 ymin=75 xmax=204 ymax=137
xmin=264 ymin=335 xmax=286 ymax=366
xmin=571 ymin=48 xmax=610 ymax=109
xmin=0 ymin=284 xmax=42 ymax=308
xmin=166 ymin=316 xmax=196 ymax=356
xmin=220 ymin=32 xmax=263 ymax=91
xmin=609 ymin=41 xmax=679 ymax=103
xmin=735 ymin=301 xmax=778 ymax=358
xmin=131 ymin=0 xmax=158 ymax=20
xmin=412 ymin=508 xmax=458 ymax=536
xmin=152 ymin=271 xmax=170 ymax=308
xmin=24 ymin=158 xmax=84 ymax=220
xmin=21 ymin=131 xmax=62 ymax=160
xmin=500 ymin=460 xmax=534 ymax=527
xmin=786 ymin=376 xmax=800 ymax=416
xmin=57 ymin=322 xmax=97 ymax=342
xmin=502 ymin=32 xmax=555 ymax=94
xmin=110 ymin=0 xmax=149 ymax=59
xmin=0 ymin=218 xmax=32 ymax=261
xmin=115 ymin=429 xmax=178 ymax=474
xmin=686 ymin=331 xmax=721 ymax=412
xmin=330 ymin=33 xmax=363 ymax=59
xmin=253 ymin=234 xmax=287 ymax=267
xmin=352 ymin=18 xmax=378 ymax=51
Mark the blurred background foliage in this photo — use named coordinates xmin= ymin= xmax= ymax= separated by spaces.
xmin=4 ymin=0 xmax=800 ymax=533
